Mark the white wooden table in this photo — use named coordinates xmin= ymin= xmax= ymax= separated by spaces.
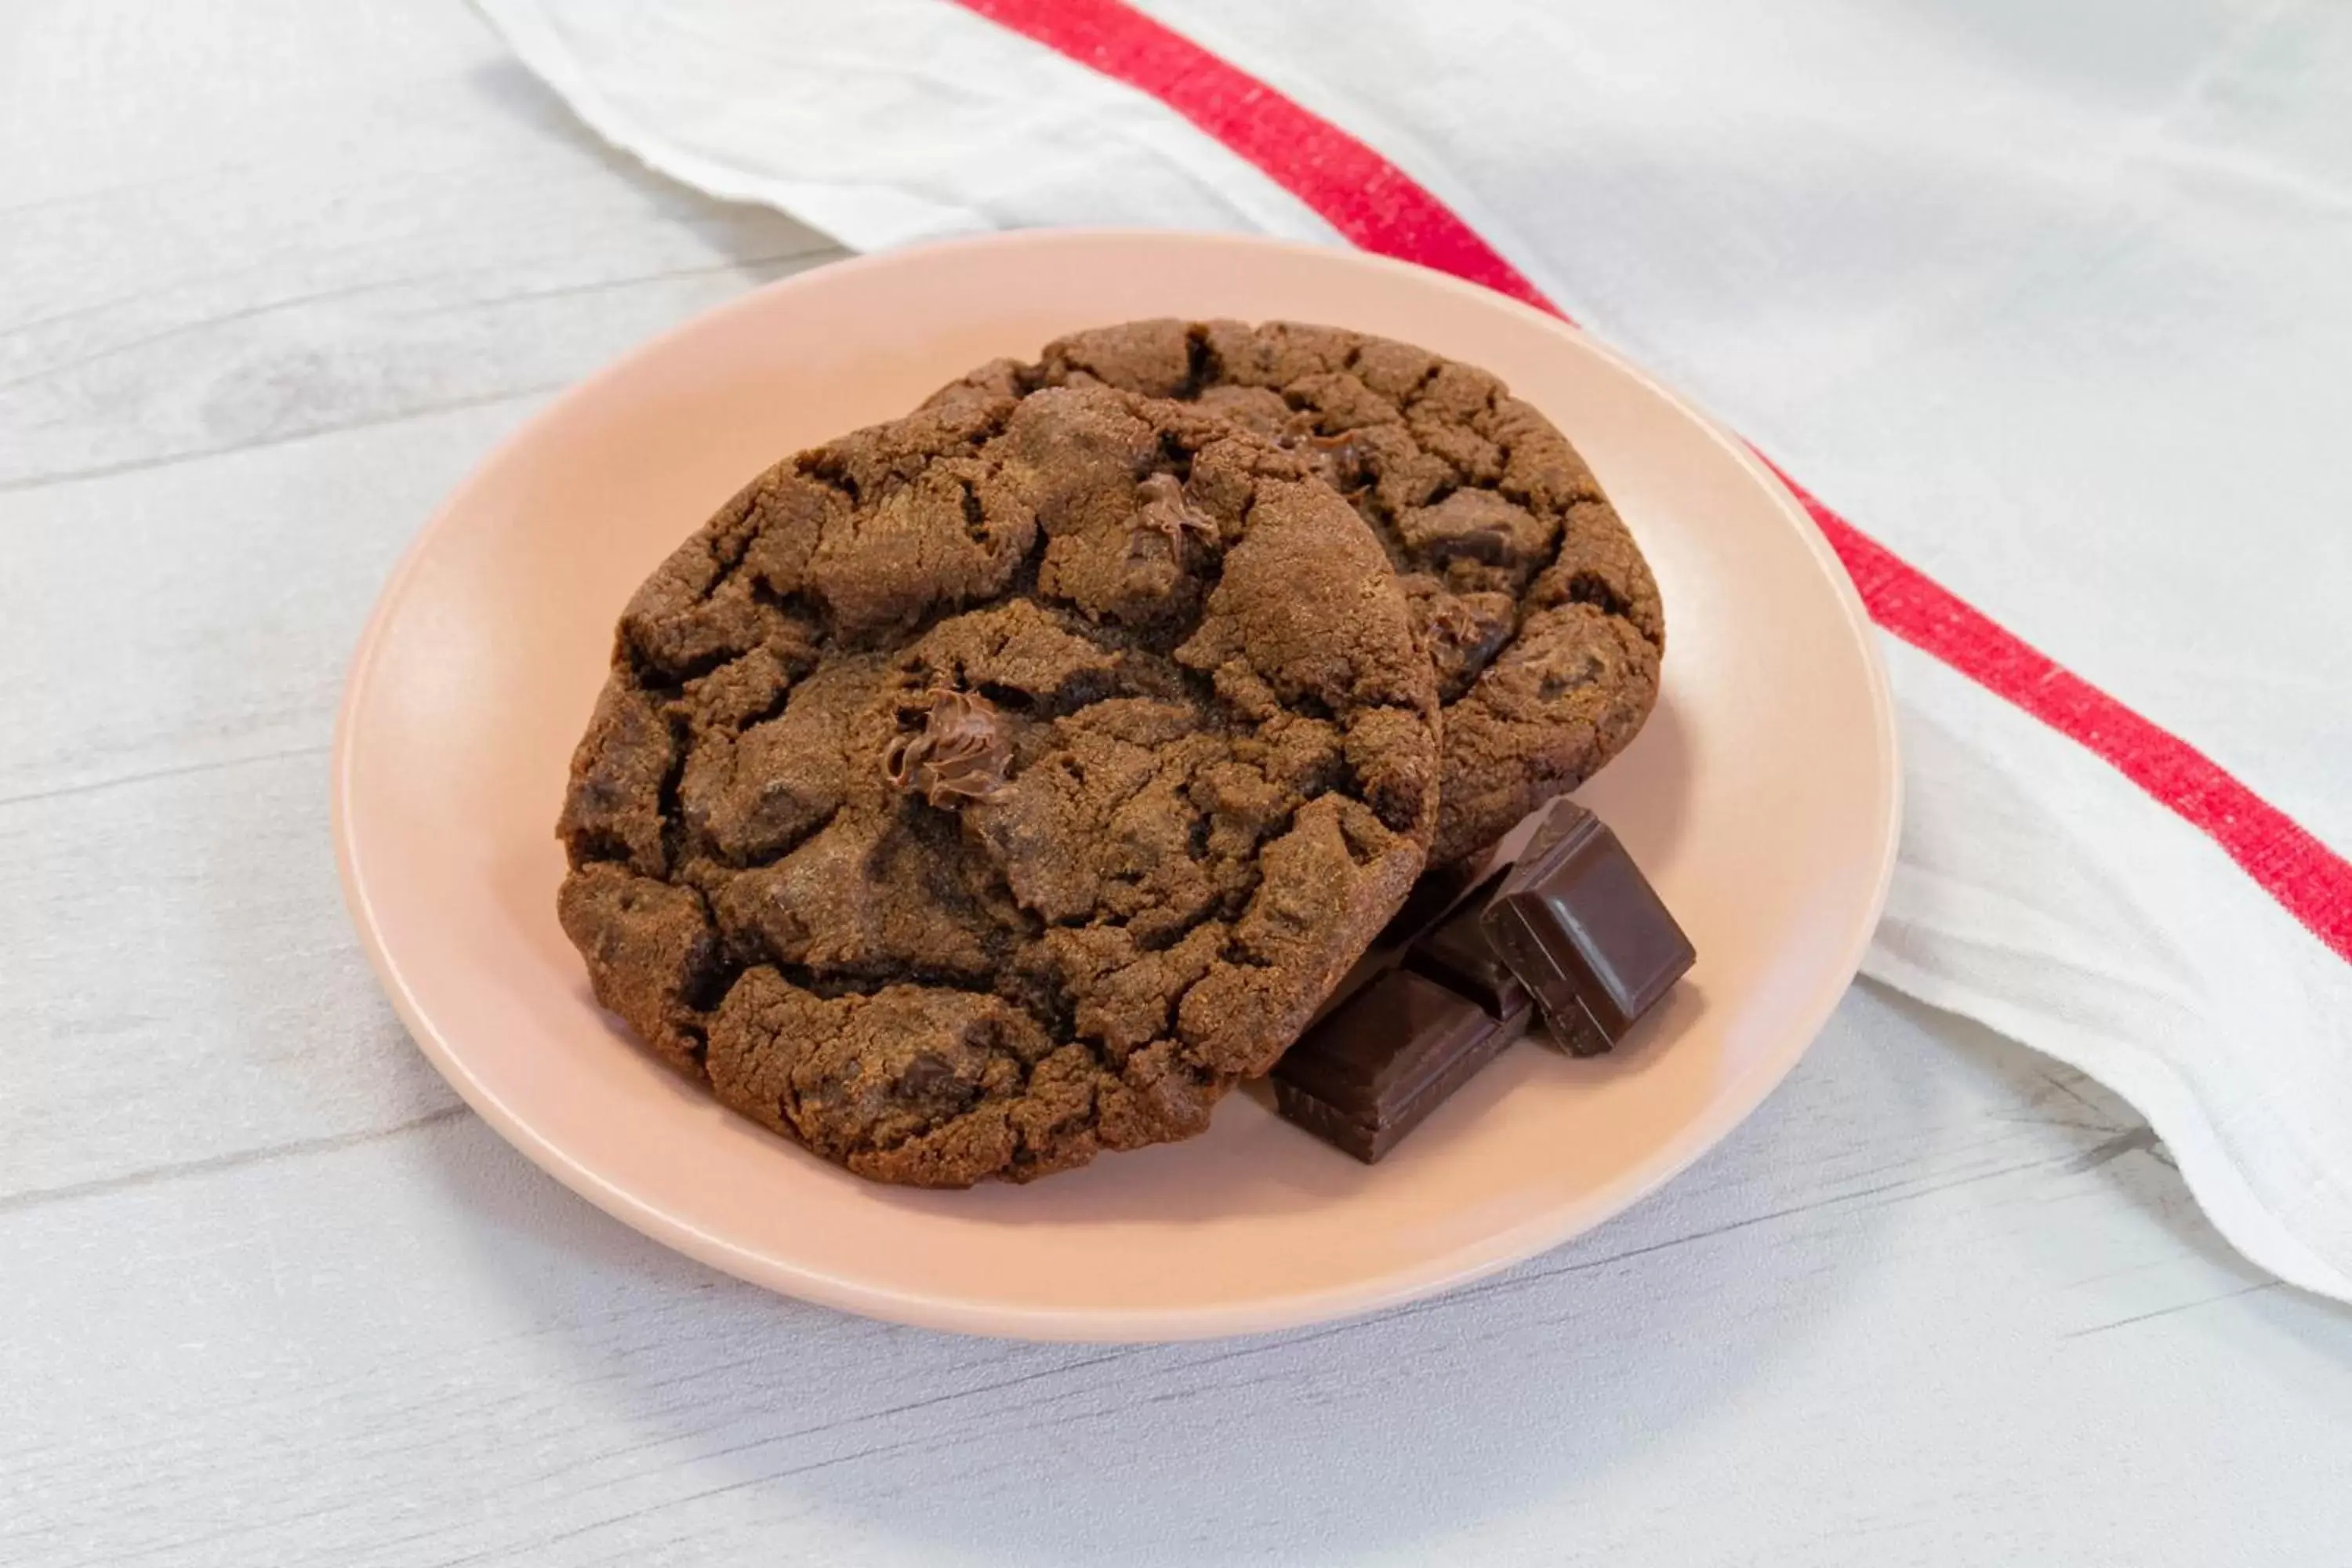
xmin=6 ymin=3 xmax=2350 ymax=1563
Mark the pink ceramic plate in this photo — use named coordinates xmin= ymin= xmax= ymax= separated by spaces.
xmin=335 ymin=230 xmax=1897 ymax=1341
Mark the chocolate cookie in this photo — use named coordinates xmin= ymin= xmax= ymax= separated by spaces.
xmin=556 ymin=386 xmax=1442 ymax=1186
xmin=930 ymin=321 xmax=1664 ymax=866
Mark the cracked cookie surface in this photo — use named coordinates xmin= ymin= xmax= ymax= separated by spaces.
xmin=931 ymin=320 xmax=1665 ymax=865
xmin=557 ymin=386 xmax=1440 ymax=1185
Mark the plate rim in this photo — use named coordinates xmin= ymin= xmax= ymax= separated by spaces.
xmin=332 ymin=227 xmax=1901 ymax=1341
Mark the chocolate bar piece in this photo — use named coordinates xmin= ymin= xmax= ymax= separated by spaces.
xmin=1400 ymin=872 xmax=1523 ymax=1018
xmin=1272 ymin=967 xmax=1529 ymax=1163
xmin=1382 ymin=859 xmax=1484 ymax=947
xmin=1305 ymin=858 xmax=1486 ymax=1027
xmin=1479 ymin=799 xmax=1694 ymax=1056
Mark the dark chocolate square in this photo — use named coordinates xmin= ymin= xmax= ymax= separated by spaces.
xmin=1480 ymin=799 xmax=1693 ymax=1053
xmin=1272 ymin=967 xmax=1526 ymax=1162
xmin=1400 ymin=870 xmax=1524 ymax=1018
xmin=1305 ymin=860 xmax=1488 ymax=1029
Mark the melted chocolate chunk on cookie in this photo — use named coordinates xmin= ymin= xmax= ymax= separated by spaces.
xmin=1407 ymin=579 xmax=1519 ymax=702
xmin=884 ymin=685 xmax=1012 ymax=808
xmin=931 ymin=321 xmax=1667 ymax=865
xmin=1127 ymin=471 xmax=1220 ymax=562
xmin=1282 ymin=424 xmax=1372 ymax=495
xmin=557 ymin=386 xmax=1442 ymax=1187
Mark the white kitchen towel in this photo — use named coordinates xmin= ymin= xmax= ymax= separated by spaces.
xmin=477 ymin=0 xmax=2352 ymax=1301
